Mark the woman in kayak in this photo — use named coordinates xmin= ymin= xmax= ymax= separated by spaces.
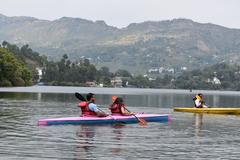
xmin=109 ymin=96 xmax=134 ymax=116
xmin=78 ymin=93 xmax=108 ymax=117
xmin=193 ymin=93 xmax=208 ymax=108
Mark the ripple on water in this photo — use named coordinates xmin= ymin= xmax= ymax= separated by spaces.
xmin=1 ymin=93 xmax=240 ymax=159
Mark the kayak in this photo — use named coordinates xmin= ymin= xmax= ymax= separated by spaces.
xmin=174 ymin=108 xmax=240 ymax=115
xmin=38 ymin=114 xmax=171 ymax=126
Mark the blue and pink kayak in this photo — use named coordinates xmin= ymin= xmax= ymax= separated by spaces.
xmin=38 ymin=114 xmax=171 ymax=126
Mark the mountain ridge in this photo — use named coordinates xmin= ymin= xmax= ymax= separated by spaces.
xmin=1 ymin=13 xmax=240 ymax=74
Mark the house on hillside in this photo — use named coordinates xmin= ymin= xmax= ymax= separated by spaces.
xmin=111 ymin=77 xmax=123 ymax=87
xmin=207 ymin=77 xmax=221 ymax=85
xmin=36 ymin=67 xmax=43 ymax=83
xmin=85 ymin=81 xmax=96 ymax=87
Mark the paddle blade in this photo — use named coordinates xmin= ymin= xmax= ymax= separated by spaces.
xmin=125 ymin=107 xmax=147 ymax=126
xmin=137 ymin=117 xmax=147 ymax=126
xmin=75 ymin=92 xmax=86 ymax=101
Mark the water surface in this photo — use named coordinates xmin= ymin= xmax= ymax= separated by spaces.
xmin=0 ymin=86 xmax=240 ymax=159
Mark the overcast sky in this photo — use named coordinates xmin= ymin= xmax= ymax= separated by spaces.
xmin=0 ymin=0 xmax=239 ymax=29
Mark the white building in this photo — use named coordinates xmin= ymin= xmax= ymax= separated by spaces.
xmin=212 ymin=77 xmax=221 ymax=85
xmin=111 ymin=77 xmax=123 ymax=87
xmin=208 ymin=77 xmax=221 ymax=85
xmin=36 ymin=67 xmax=43 ymax=82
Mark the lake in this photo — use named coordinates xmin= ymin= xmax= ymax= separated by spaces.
xmin=0 ymin=86 xmax=240 ymax=159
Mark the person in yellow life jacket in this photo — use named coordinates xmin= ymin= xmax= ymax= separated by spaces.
xmin=109 ymin=96 xmax=134 ymax=116
xmin=193 ymin=93 xmax=208 ymax=108
xmin=78 ymin=93 xmax=108 ymax=117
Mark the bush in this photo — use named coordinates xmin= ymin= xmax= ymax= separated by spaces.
xmin=12 ymin=77 xmax=25 ymax=86
xmin=0 ymin=79 xmax=12 ymax=86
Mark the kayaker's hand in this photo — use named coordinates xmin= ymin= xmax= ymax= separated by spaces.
xmin=96 ymin=111 xmax=108 ymax=117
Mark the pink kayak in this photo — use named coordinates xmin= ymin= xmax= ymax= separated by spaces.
xmin=38 ymin=114 xmax=171 ymax=126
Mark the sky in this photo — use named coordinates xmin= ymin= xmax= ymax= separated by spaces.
xmin=0 ymin=0 xmax=240 ymax=29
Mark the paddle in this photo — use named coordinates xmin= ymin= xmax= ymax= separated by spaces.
xmin=203 ymin=102 xmax=211 ymax=108
xmin=75 ymin=92 xmax=86 ymax=101
xmin=125 ymin=108 xmax=147 ymax=126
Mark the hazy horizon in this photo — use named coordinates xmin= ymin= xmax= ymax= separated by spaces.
xmin=0 ymin=0 xmax=240 ymax=29
xmin=0 ymin=13 xmax=229 ymax=30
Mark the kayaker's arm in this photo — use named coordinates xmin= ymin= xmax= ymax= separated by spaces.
xmin=95 ymin=111 xmax=108 ymax=117
xmin=89 ymin=103 xmax=108 ymax=117
xmin=120 ymin=105 xmax=134 ymax=116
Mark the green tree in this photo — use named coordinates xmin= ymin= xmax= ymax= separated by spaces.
xmin=0 ymin=47 xmax=33 ymax=86
xmin=129 ymin=75 xmax=150 ymax=88
xmin=115 ymin=69 xmax=132 ymax=77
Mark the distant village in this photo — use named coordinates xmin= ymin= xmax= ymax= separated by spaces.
xmin=36 ymin=66 xmax=221 ymax=88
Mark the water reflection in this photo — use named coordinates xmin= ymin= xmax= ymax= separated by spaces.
xmin=74 ymin=124 xmax=126 ymax=159
xmin=96 ymin=94 xmax=195 ymax=108
xmin=212 ymin=95 xmax=220 ymax=107
xmin=1 ymin=91 xmax=240 ymax=108
xmin=75 ymin=125 xmax=96 ymax=160
xmin=110 ymin=124 xmax=125 ymax=155
xmin=0 ymin=92 xmax=37 ymax=100
xmin=194 ymin=113 xmax=203 ymax=137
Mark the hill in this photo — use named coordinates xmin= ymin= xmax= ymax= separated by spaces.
xmin=1 ymin=13 xmax=240 ymax=74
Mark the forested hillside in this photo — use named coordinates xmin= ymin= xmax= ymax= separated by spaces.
xmin=42 ymin=54 xmax=240 ymax=91
xmin=1 ymin=14 xmax=240 ymax=74
xmin=0 ymin=41 xmax=46 ymax=86
xmin=1 ymin=41 xmax=240 ymax=90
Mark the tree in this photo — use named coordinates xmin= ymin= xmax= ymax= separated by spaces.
xmin=0 ymin=47 xmax=33 ymax=86
xmin=2 ymin=41 xmax=8 ymax=48
xmin=115 ymin=69 xmax=132 ymax=77
xmin=129 ymin=75 xmax=150 ymax=88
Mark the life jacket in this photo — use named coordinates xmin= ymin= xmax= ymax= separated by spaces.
xmin=193 ymin=95 xmax=203 ymax=108
xmin=109 ymin=104 xmax=126 ymax=114
xmin=78 ymin=101 xmax=97 ymax=116
xmin=193 ymin=95 xmax=202 ymax=101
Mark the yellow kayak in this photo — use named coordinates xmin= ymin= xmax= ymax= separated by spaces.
xmin=173 ymin=108 xmax=240 ymax=115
